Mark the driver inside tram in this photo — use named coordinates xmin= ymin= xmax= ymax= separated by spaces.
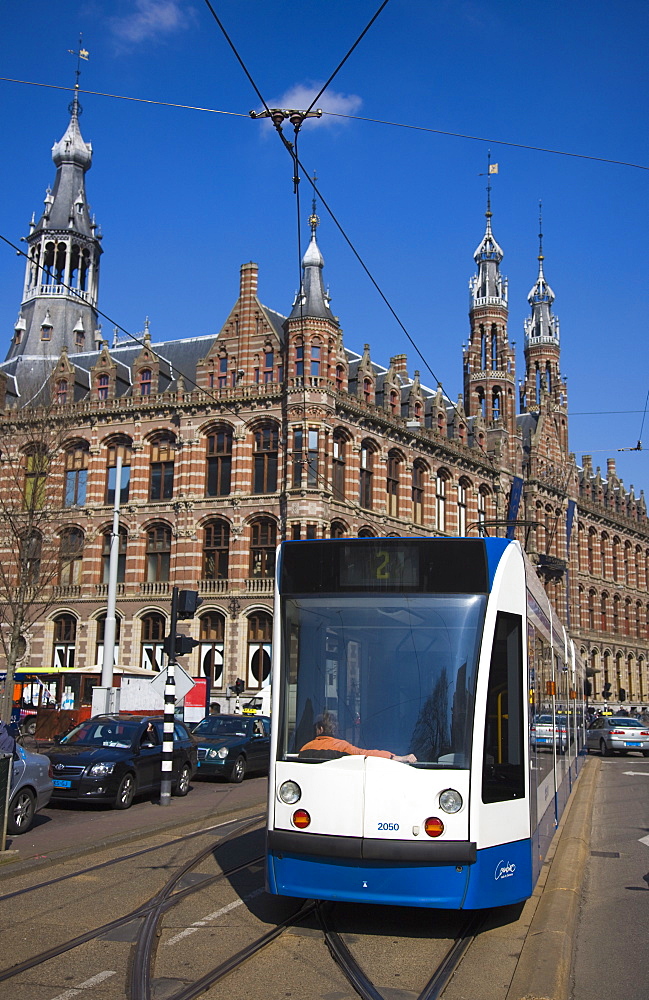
xmin=299 ymin=711 xmax=417 ymax=763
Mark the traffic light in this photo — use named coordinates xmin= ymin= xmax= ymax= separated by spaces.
xmin=229 ymin=678 xmax=245 ymax=696
xmin=618 ymin=687 xmax=626 ymax=702
xmin=163 ymin=633 xmax=200 ymax=656
xmin=177 ymin=590 xmax=203 ymax=619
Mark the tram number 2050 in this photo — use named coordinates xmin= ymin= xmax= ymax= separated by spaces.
xmin=377 ymin=822 xmax=399 ymax=831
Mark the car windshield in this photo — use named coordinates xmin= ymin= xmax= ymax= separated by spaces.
xmin=193 ymin=717 xmax=251 ymax=738
xmin=610 ymin=718 xmax=643 ymax=727
xmin=60 ymin=720 xmax=140 ymax=748
xmin=279 ymin=594 xmax=486 ymax=767
xmin=536 ymin=716 xmax=553 ymax=724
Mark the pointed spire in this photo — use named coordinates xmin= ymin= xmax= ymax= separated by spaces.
xmin=528 ymin=202 xmax=555 ymax=306
xmin=289 ymin=180 xmax=335 ymax=321
xmin=524 ymin=204 xmax=559 ymax=347
xmin=473 ymin=152 xmax=504 ymax=266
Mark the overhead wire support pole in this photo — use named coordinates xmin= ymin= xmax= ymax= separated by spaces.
xmin=160 ymin=586 xmax=179 ymax=807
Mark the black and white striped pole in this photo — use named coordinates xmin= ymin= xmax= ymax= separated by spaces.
xmin=160 ymin=586 xmax=179 ymax=806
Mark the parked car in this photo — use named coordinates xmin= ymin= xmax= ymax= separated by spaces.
xmin=43 ymin=715 xmax=197 ymax=809
xmin=192 ymin=714 xmax=271 ymax=782
xmin=7 ymin=744 xmax=53 ymax=834
xmin=586 ymin=716 xmax=649 ymax=757
xmin=530 ymin=714 xmax=568 ymax=752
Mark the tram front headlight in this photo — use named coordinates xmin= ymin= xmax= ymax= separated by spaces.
xmin=278 ymin=780 xmax=301 ymax=804
xmin=439 ymin=788 xmax=463 ymax=814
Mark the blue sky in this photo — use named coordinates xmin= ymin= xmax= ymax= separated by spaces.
xmin=1 ymin=0 xmax=648 ymax=492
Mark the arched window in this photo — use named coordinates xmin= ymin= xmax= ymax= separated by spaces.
xmin=624 ymin=598 xmax=631 ymax=637
xmin=250 ymin=518 xmax=277 ymax=578
xmin=253 ymin=423 xmax=278 ymax=494
xmin=247 ymin=611 xmax=272 ymax=689
xmin=389 ymin=390 xmax=399 ymax=415
xmin=612 ymin=536 xmax=620 ymax=583
xmin=24 ymin=446 xmax=48 ymax=509
xmin=139 ymin=369 xmax=152 ymax=396
xmin=588 ymin=590 xmax=596 ymax=630
xmin=363 ymin=378 xmax=372 ymax=404
xmin=600 ymin=533 xmax=608 ymax=578
xmin=146 ymin=523 xmax=172 ymax=582
xmin=492 ymin=389 xmax=501 ymax=420
xmin=203 ymin=520 xmax=230 ymax=580
xmin=612 ymin=594 xmax=620 ymax=633
xmin=457 ymin=479 xmax=469 ymax=536
xmin=587 ymin=528 xmax=595 ymax=574
xmin=335 ymin=365 xmax=345 ymax=392
xmin=200 ymin=612 xmax=225 ymax=689
xmin=64 ymin=441 xmax=89 ymax=507
xmin=412 ymin=461 xmax=425 ymax=524
xmin=436 ymin=471 xmax=449 ymax=532
xmin=359 ymin=440 xmax=375 ymax=509
xmin=206 ymin=426 xmax=232 ymax=497
xmin=295 ymin=339 xmax=304 ymax=378
xmin=97 ymin=373 xmax=109 ymax=400
xmin=56 ymin=379 xmax=68 ymax=405
xmin=600 ymin=592 xmax=608 ymax=631
xmin=332 ymin=430 xmax=347 ymax=501
xmin=20 ymin=530 xmax=42 ymax=585
xmin=59 ymin=527 xmax=84 ymax=586
xmin=358 ymin=527 xmax=376 ymax=538
xmin=478 ymin=487 xmax=489 ymax=534
xmin=96 ymin=612 xmax=122 ymax=668
xmin=330 ymin=520 xmax=347 ymax=538
xmin=140 ymin=612 xmax=166 ymax=671
xmin=149 ymin=433 xmax=175 ymax=501
xmin=53 ymin=613 xmax=77 ymax=670
xmin=105 ymin=438 xmax=132 ymax=505
xmin=386 ymin=451 xmax=401 ymax=517
xmin=310 ymin=339 xmax=321 ymax=378
xmin=102 ymin=526 xmax=127 ymax=583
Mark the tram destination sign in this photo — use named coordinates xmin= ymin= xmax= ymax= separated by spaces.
xmin=280 ymin=538 xmax=490 ymax=594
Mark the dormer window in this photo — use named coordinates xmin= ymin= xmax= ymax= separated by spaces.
xmin=139 ymin=369 xmax=152 ymax=396
xmin=41 ymin=323 xmax=52 ymax=342
xmin=219 ymin=356 xmax=228 ymax=388
xmin=97 ymin=374 xmax=109 ymax=401
xmin=75 ymin=329 xmax=85 ymax=349
xmin=56 ymin=379 xmax=68 ymax=405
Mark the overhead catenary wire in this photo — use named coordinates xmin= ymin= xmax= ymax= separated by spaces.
xmin=1 ymin=76 xmax=647 ymax=173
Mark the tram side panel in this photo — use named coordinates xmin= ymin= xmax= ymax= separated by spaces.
xmin=463 ymin=543 xmax=533 ymax=908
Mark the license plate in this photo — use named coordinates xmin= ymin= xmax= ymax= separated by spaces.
xmin=53 ymin=779 xmax=72 ymax=788
xmin=625 ymin=742 xmax=640 ymax=747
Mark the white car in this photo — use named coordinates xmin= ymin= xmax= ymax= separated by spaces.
xmin=530 ymin=714 xmax=568 ymax=752
xmin=7 ymin=744 xmax=54 ymax=834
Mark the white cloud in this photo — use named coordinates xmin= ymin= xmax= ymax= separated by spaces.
xmin=260 ymin=82 xmax=363 ymax=129
xmin=110 ymin=0 xmax=194 ymax=45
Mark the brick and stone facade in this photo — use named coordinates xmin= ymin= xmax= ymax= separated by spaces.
xmin=1 ymin=105 xmax=648 ymax=713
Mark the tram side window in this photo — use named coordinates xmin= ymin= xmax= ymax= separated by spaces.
xmin=482 ymin=612 xmax=525 ymax=804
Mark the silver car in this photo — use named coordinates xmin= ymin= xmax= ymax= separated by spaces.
xmin=6 ymin=744 xmax=54 ymax=834
xmin=531 ymin=714 xmax=568 ymax=752
xmin=586 ymin=717 xmax=649 ymax=757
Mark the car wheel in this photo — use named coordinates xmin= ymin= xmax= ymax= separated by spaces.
xmin=7 ymin=788 xmax=36 ymax=835
xmin=600 ymin=739 xmax=613 ymax=757
xmin=22 ymin=719 xmax=37 ymax=738
xmin=173 ymin=762 xmax=192 ymax=797
xmin=114 ymin=773 xmax=135 ymax=809
xmin=229 ymin=756 xmax=246 ymax=783
xmin=642 ymin=750 xmax=649 ymax=758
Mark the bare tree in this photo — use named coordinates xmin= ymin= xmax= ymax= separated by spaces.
xmin=0 ymin=395 xmax=80 ymax=722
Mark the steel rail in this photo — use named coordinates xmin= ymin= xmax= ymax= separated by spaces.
xmin=0 ymin=818 xmax=264 ymax=983
xmin=0 ymin=809 xmax=266 ymax=903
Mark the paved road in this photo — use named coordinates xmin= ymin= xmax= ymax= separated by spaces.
xmin=572 ymin=754 xmax=649 ymax=1000
xmin=4 ymin=771 xmax=268 ymax=869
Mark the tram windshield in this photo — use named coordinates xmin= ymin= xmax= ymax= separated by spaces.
xmin=279 ymin=594 xmax=486 ymax=767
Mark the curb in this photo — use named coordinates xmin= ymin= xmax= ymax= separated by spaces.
xmin=506 ymin=757 xmax=599 ymax=1000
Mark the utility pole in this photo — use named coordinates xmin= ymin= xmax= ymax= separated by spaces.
xmin=159 ymin=586 xmax=178 ymax=807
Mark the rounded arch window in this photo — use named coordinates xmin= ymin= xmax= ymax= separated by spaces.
xmin=140 ymin=611 xmax=166 ymax=671
xmin=200 ymin=611 xmax=226 ymax=688
xmin=247 ymin=611 xmax=272 ymax=689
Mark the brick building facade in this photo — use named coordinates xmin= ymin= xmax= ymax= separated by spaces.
xmin=2 ymin=103 xmax=648 ymax=712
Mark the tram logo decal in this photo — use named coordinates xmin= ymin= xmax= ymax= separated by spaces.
xmin=494 ymin=860 xmax=516 ymax=880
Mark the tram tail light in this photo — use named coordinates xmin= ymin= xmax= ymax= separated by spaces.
xmin=292 ymin=809 xmax=311 ymax=829
xmin=424 ymin=817 xmax=444 ymax=838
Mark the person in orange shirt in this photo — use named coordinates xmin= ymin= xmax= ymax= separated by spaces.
xmin=299 ymin=711 xmax=417 ymax=763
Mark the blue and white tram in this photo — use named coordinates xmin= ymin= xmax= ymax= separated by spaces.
xmin=266 ymin=537 xmax=586 ymax=909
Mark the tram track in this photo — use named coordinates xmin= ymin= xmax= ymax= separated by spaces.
xmin=2 ymin=811 xmax=490 ymax=1000
xmin=0 ymin=810 xmax=266 ymax=903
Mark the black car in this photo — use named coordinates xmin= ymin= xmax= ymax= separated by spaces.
xmin=192 ymin=714 xmax=270 ymax=782
xmin=44 ymin=714 xmax=197 ymax=809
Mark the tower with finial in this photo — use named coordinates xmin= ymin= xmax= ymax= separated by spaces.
xmin=285 ymin=176 xmax=344 ymax=391
xmin=7 ymin=37 xmax=102 ymax=361
xmin=520 ymin=204 xmax=567 ymax=437
xmin=463 ymin=155 xmax=517 ymax=458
